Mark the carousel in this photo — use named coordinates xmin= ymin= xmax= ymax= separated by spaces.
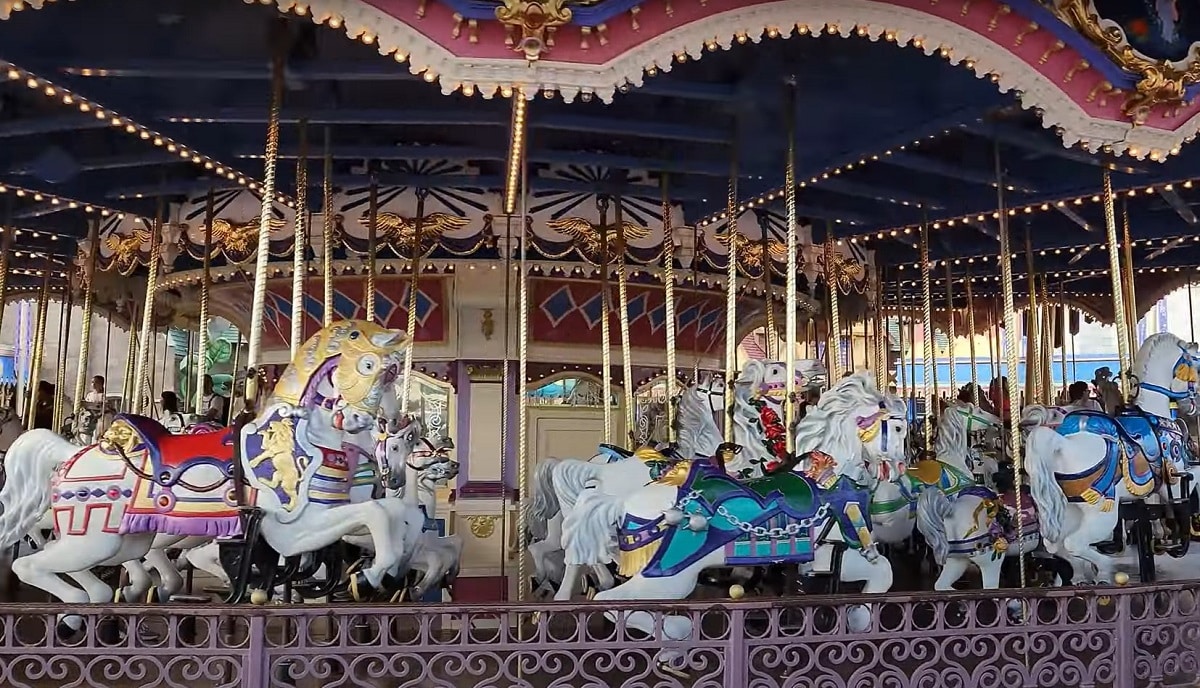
xmin=0 ymin=0 xmax=1196 ymax=686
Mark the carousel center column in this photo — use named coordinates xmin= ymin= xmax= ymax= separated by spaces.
xmin=452 ymin=250 xmax=520 ymax=602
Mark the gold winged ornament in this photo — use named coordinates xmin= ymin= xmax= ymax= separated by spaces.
xmin=209 ymin=217 xmax=287 ymax=258
xmin=718 ymin=229 xmax=787 ymax=270
xmin=364 ymin=212 xmax=469 ymax=254
xmin=825 ymin=251 xmax=864 ymax=291
xmin=104 ymin=227 xmax=153 ymax=272
xmin=545 ymin=216 xmax=651 ymax=261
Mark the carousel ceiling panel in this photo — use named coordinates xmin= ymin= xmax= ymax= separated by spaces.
xmin=3 ymin=0 xmax=1200 ymax=302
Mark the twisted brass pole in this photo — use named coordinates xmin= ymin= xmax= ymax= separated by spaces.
xmin=945 ymin=263 xmax=957 ymax=398
xmin=72 ymin=218 xmax=100 ymax=420
xmin=919 ymin=220 xmax=934 ymax=447
xmin=597 ymin=197 xmax=613 ymax=444
xmin=195 ymin=189 xmax=214 ymax=413
xmin=25 ymin=270 xmax=51 ymax=430
xmin=661 ymin=175 xmax=678 ymax=445
xmin=966 ymin=273 xmax=979 ymax=407
xmin=398 ymin=191 xmax=426 ymax=414
xmin=824 ymin=228 xmax=842 ymax=380
xmin=1121 ymin=200 xmax=1137 ymax=358
xmin=723 ymin=151 xmax=739 ymax=442
xmin=365 ymin=177 xmax=378 ymax=323
xmin=132 ymin=198 xmax=164 ymax=414
xmin=322 ymin=127 xmax=334 ymax=327
xmin=1024 ymin=230 xmax=1040 ymax=404
xmin=245 ymin=47 xmax=284 ymax=380
xmin=784 ymin=81 xmax=798 ymax=450
xmin=290 ymin=121 xmax=309 ymax=354
xmin=614 ymin=194 xmax=635 ymax=443
xmin=1103 ymin=170 xmax=1132 ymax=402
xmin=994 ymin=145 xmax=1026 ymax=589
xmin=53 ymin=282 xmax=70 ymax=429
xmin=0 ymin=204 xmax=10 ymax=343
xmin=872 ymin=267 xmax=886 ymax=391
xmin=514 ymin=90 xmax=532 ymax=604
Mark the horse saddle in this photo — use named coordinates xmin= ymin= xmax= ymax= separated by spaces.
xmin=111 ymin=414 xmax=234 ymax=489
xmin=597 ymin=443 xmax=633 ymax=463
xmin=904 ymin=459 xmax=972 ymax=495
xmin=1057 ymin=410 xmax=1174 ymax=499
xmin=689 ymin=465 xmax=819 ymax=521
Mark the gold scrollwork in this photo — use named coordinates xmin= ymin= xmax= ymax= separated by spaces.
xmin=495 ymin=0 xmax=574 ymax=62
xmin=1053 ymin=0 xmax=1200 ymax=124
xmin=466 ymin=514 xmax=499 ymax=539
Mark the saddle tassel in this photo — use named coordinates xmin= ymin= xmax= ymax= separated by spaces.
xmin=618 ymin=539 xmax=661 ymax=578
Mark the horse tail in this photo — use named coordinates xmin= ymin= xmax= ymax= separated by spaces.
xmin=915 ymin=489 xmax=955 ymax=565
xmin=1025 ymin=427 xmax=1068 ymax=547
xmin=561 ymin=488 xmax=625 ymax=568
xmin=0 ymin=430 xmax=77 ymax=549
xmin=551 ymin=458 xmax=600 ymax=512
xmin=526 ymin=458 xmax=561 ymax=542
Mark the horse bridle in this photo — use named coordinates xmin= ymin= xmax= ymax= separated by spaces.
xmin=1136 ymin=344 xmax=1200 ymax=411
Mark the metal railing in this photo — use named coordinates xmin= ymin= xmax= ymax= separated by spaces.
xmin=0 ymin=582 xmax=1195 ymax=687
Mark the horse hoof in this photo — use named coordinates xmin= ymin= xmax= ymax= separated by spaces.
xmin=657 ymin=661 xmax=690 ymax=680
xmin=347 ymin=571 xmax=401 ymax=602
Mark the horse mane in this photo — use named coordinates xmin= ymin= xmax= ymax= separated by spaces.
xmin=934 ymin=403 xmax=968 ymax=464
xmin=794 ymin=371 xmax=883 ymax=471
xmin=731 ymin=360 xmax=771 ymax=470
xmin=1132 ymin=331 xmax=1186 ymax=386
xmin=675 ymin=376 xmax=721 ymax=461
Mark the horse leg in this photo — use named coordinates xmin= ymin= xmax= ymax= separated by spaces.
xmin=1065 ymin=510 xmax=1119 ymax=583
xmin=553 ymin=564 xmax=584 ymax=601
xmin=838 ymin=549 xmax=893 ymax=632
xmin=933 ymin=557 xmax=970 ymax=591
xmin=182 ymin=542 xmax=231 ymax=588
xmin=119 ymin=560 xmax=154 ymax=602
xmin=13 ymin=532 xmax=142 ymax=630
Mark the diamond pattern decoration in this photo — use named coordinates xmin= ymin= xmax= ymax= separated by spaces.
xmin=579 ymin=292 xmax=605 ymax=328
xmin=676 ymin=303 xmax=701 ymax=331
xmin=646 ymin=302 xmax=666 ymax=333
xmin=539 ymin=285 xmax=577 ymax=328
xmin=625 ymin=292 xmax=649 ymax=325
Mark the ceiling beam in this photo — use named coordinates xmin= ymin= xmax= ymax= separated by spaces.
xmin=811 ymin=178 xmax=943 ymax=210
xmin=155 ymin=108 xmax=508 ymax=128
xmin=959 ymin=122 xmax=1146 ymax=174
xmin=0 ymin=115 xmax=109 ymax=138
xmin=878 ymin=152 xmax=1038 ymax=192
xmin=1158 ymin=187 xmax=1198 ymax=225
xmin=1054 ymin=205 xmax=1095 ymax=232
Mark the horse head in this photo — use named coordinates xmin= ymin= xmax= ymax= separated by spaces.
xmin=270 ymin=320 xmax=408 ymax=438
xmin=1131 ymin=332 xmax=1200 ymax=417
xmin=938 ymin=402 xmax=1001 ymax=472
xmin=796 ymin=371 xmax=907 ymax=489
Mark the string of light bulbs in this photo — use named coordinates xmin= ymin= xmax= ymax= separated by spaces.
xmin=1 ymin=60 xmax=295 ymax=208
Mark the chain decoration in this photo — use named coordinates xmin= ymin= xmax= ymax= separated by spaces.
xmin=673 ymin=490 xmax=831 ymax=539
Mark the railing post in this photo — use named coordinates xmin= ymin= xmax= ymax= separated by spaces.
xmin=1115 ymin=593 xmax=1134 ymax=688
xmin=726 ymin=606 xmax=747 ymax=687
xmin=246 ymin=614 xmax=269 ymax=688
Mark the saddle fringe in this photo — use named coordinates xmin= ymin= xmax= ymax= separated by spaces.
xmin=618 ymin=539 xmax=661 ymax=578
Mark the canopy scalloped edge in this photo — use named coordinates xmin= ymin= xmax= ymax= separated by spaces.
xmin=266 ymin=0 xmax=1199 ymax=160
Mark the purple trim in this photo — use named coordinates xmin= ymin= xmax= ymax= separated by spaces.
xmin=458 ymin=481 xmax=514 ymax=499
xmin=298 ymin=357 xmax=340 ymax=407
xmin=455 ymin=362 xmax=472 ymax=491
xmin=119 ymin=514 xmax=243 ymax=538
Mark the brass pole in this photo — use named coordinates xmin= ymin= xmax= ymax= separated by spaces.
xmin=322 ymin=127 xmax=335 ymax=326
xmin=1024 ymin=230 xmax=1040 ymax=404
xmin=598 ymin=197 xmax=613 ymax=444
xmin=994 ymin=145 xmax=1026 ymax=588
xmin=514 ymin=90 xmax=532 ymax=604
xmin=290 ymin=121 xmax=309 ymax=354
xmin=132 ymin=198 xmax=164 ymax=414
xmin=690 ymin=222 xmax=701 ymax=383
xmin=1121 ymin=200 xmax=1138 ymax=357
xmin=920 ymin=220 xmax=934 ymax=447
xmin=365 ymin=177 xmax=379 ymax=324
xmin=896 ymin=277 xmax=907 ymax=400
xmin=245 ymin=43 xmax=285 ymax=380
xmin=25 ymin=270 xmax=51 ymax=430
xmin=614 ymin=193 xmax=636 ymax=443
xmin=909 ymin=303 xmax=917 ymax=409
xmin=398 ymin=191 xmax=426 ymax=413
xmin=72 ymin=218 xmax=100 ymax=420
xmin=966 ymin=274 xmax=980 ymax=406
xmin=1059 ymin=280 xmax=1068 ymax=392
xmin=723 ymin=150 xmax=739 ymax=442
xmin=1102 ymin=170 xmax=1133 ymax=402
xmin=945 ymin=263 xmax=957 ymax=399
xmin=784 ymin=81 xmax=798 ymax=449
xmin=53 ymin=282 xmax=70 ymax=429
xmin=824 ymin=226 xmax=842 ymax=380
xmin=122 ymin=308 xmax=138 ymax=413
xmin=195 ymin=188 xmax=214 ymax=413
xmin=760 ymin=231 xmax=777 ymax=360
xmin=0 ymin=204 xmax=11 ymax=340
xmin=872 ymin=267 xmax=886 ymax=391
xmin=661 ymin=175 xmax=678 ymax=445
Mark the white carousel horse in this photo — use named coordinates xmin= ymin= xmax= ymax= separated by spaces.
xmin=563 ymin=372 xmax=907 ymax=666
xmin=871 ymin=401 xmax=1001 ymax=542
xmin=547 ymin=361 xmax=810 ymax=602
xmin=1027 ymin=332 xmax=1200 ymax=582
xmin=343 ymin=424 xmax=462 ymax=600
xmin=0 ymin=321 xmax=421 ymax=619
xmin=526 ymin=372 xmax=727 ymax=599
xmin=910 ymin=403 xmax=1047 ymax=590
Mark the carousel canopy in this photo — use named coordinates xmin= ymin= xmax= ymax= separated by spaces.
xmin=0 ymin=0 xmax=1195 ymax=321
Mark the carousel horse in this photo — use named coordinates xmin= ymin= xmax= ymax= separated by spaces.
xmin=0 ymin=321 xmax=420 ymax=619
xmin=342 ymin=423 xmax=461 ymax=600
xmin=563 ymin=372 xmax=907 ymax=669
xmin=1027 ymin=332 xmax=1200 ymax=582
xmin=910 ymin=403 xmax=1051 ymax=590
xmin=526 ymin=372 xmax=727 ymax=599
